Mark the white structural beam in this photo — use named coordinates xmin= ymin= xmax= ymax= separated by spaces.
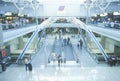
xmin=3 ymin=0 xmax=118 ymax=5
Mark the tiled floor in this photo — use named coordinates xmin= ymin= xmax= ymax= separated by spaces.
xmin=0 ymin=36 xmax=120 ymax=81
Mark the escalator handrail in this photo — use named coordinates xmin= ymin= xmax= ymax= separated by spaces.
xmin=79 ymin=21 xmax=109 ymax=62
xmin=71 ymin=17 xmax=109 ymax=62
xmin=15 ymin=17 xmax=58 ymax=63
xmin=20 ymin=29 xmax=39 ymax=59
xmin=87 ymin=29 xmax=109 ymax=60
xmin=37 ymin=29 xmax=45 ymax=48
xmin=16 ymin=29 xmax=39 ymax=63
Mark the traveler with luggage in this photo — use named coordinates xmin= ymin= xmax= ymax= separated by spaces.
xmin=25 ymin=58 xmax=32 ymax=71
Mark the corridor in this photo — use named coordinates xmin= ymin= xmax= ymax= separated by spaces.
xmin=0 ymin=35 xmax=120 ymax=81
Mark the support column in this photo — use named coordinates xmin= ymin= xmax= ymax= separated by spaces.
xmin=0 ymin=25 xmax=4 ymax=59
xmin=86 ymin=7 xmax=90 ymax=24
xmin=85 ymin=0 xmax=91 ymax=24
xmin=0 ymin=25 xmax=3 ymax=46
xmin=0 ymin=25 xmax=7 ymax=71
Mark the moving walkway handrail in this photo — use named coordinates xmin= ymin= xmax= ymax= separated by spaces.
xmin=16 ymin=29 xmax=39 ymax=63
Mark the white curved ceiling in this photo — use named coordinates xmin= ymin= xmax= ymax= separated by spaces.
xmin=1 ymin=0 xmax=120 ymax=17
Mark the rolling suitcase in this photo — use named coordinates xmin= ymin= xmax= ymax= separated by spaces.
xmin=2 ymin=63 xmax=6 ymax=71
xmin=0 ymin=65 xmax=2 ymax=72
xmin=28 ymin=63 xmax=32 ymax=71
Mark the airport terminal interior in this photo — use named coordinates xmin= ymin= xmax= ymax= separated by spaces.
xmin=0 ymin=0 xmax=120 ymax=81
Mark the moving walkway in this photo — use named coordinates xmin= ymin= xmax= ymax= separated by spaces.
xmin=2 ymin=17 xmax=118 ymax=66
xmin=48 ymin=38 xmax=62 ymax=63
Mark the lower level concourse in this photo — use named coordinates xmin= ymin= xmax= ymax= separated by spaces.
xmin=0 ymin=34 xmax=120 ymax=81
xmin=0 ymin=0 xmax=120 ymax=81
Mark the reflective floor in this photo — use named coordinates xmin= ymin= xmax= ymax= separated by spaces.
xmin=0 ymin=35 xmax=120 ymax=81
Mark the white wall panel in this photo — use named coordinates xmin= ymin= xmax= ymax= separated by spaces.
xmin=43 ymin=4 xmax=87 ymax=17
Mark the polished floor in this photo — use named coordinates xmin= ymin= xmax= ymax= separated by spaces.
xmin=0 ymin=35 xmax=120 ymax=81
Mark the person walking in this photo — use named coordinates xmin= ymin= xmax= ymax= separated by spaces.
xmin=25 ymin=58 xmax=32 ymax=71
xmin=63 ymin=38 xmax=67 ymax=46
xmin=25 ymin=58 xmax=29 ymax=71
xmin=57 ymin=55 xmax=62 ymax=67
xmin=79 ymin=39 xmax=83 ymax=49
xmin=67 ymin=37 xmax=70 ymax=45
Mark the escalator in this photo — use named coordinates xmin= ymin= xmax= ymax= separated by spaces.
xmin=15 ymin=17 xmax=56 ymax=63
xmin=16 ymin=29 xmax=39 ymax=63
xmin=72 ymin=17 xmax=117 ymax=66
